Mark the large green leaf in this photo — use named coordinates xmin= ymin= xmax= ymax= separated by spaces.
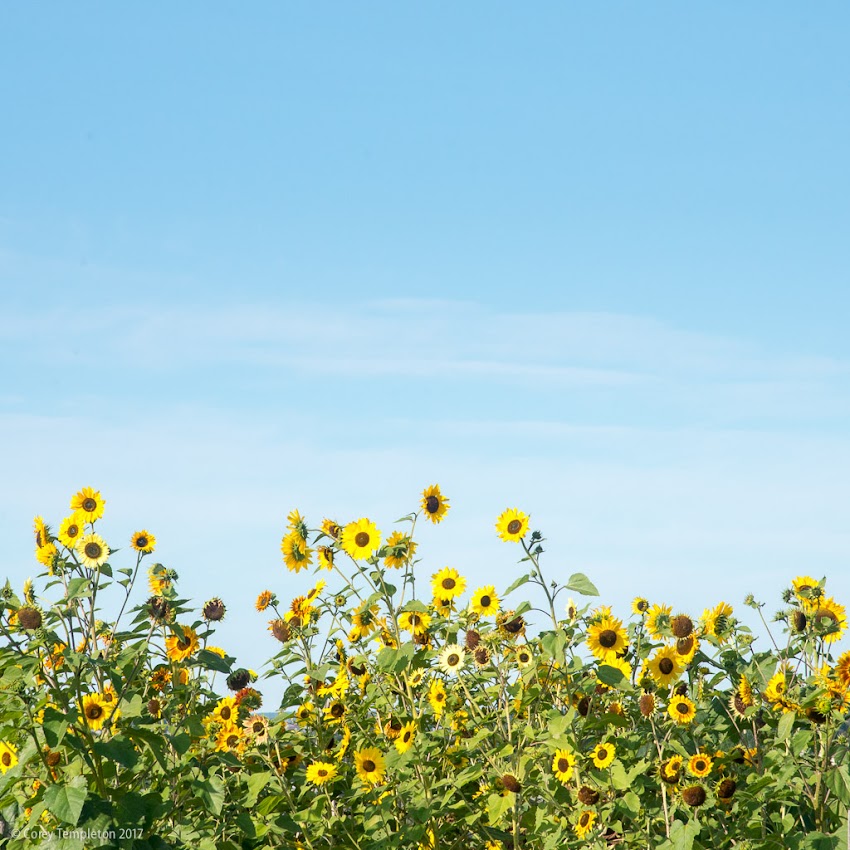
xmin=43 ymin=776 xmax=88 ymax=825
xmin=565 ymin=573 xmax=599 ymax=596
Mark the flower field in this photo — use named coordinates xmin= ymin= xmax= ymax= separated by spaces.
xmin=1 ymin=486 xmax=848 ymax=849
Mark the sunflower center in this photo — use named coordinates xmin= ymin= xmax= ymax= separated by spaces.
xmin=447 ymin=653 xmax=460 ymax=666
xmin=579 ymin=813 xmax=590 ymax=827
xmin=362 ymin=759 xmax=375 ymax=772
xmin=1 ymin=753 xmax=10 ymax=766
xmin=318 ymin=768 xmax=328 ymax=777
xmin=331 ymin=704 xmax=344 ymax=717
xmin=86 ymin=704 xmax=104 ymax=720
xmin=136 ymin=536 xmax=148 ymax=548
xmin=677 ymin=636 xmax=694 ymax=654
xmin=695 ymin=759 xmax=706 ymax=770
xmin=676 ymin=703 xmax=689 ymax=714
xmin=557 ymin=758 xmax=570 ymax=772
xmin=410 ymin=614 xmax=421 ymax=626
xmin=68 ymin=524 xmax=79 ymax=537
xmin=598 ymin=748 xmax=608 ymax=760
xmin=221 ymin=707 xmax=232 ymax=720
xmin=425 ymin=496 xmax=439 ymax=513
xmin=598 ymin=629 xmax=617 ymax=648
xmin=354 ymin=532 xmax=370 ymax=547
xmin=84 ymin=542 xmax=103 ymax=559
xmin=82 ymin=498 xmax=97 ymax=512
xmin=507 ymin=519 xmax=522 ymax=535
xmin=177 ymin=637 xmax=192 ymax=650
xmin=659 ymin=658 xmax=674 ymax=675
xmin=480 ymin=595 xmax=491 ymax=607
xmin=441 ymin=578 xmax=456 ymax=590
xmin=403 ymin=731 xmax=411 ymax=742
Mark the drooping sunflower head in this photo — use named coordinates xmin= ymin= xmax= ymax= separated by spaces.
xmin=791 ymin=575 xmax=823 ymax=608
xmin=70 ymin=487 xmax=105 ymax=523
xmin=281 ymin=530 xmax=313 ymax=573
xmin=670 ymin=615 xmax=694 ymax=639
xmin=497 ymin=610 xmax=526 ymax=639
xmin=33 ymin=516 xmax=50 ymax=550
xmin=384 ymin=531 xmax=417 ymax=569
xmin=317 ymin=546 xmax=335 ymax=571
xmin=681 ymin=785 xmax=707 ymax=808
xmin=255 ymin=590 xmax=274 ymax=612
xmin=421 ymin=484 xmax=450 ymax=524
xmin=130 ymin=530 xmax=156 ymax=554
xmin=638 ymin=691 xmax=656 ymax=717
xmin=495 ymin=508 xmax=529 ymax=543
xmin=202 ymin=597 xmax=226 ymax=622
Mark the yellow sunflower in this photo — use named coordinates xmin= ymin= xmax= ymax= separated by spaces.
xmin=306 ymin=760 xmax=337 ymax=786
xmin=687 ymin=753 xmax=713 ymax=778
xmin=431 ymin=567 xmax=466 ymax=601
xmin=80 ymin=693 xmax=108 ymax=731
xmin=646 ymin=603 xmax=672 ymax=640
xmin=70 ymin=487 xmax=105 ymax=522
xmin=432 ymin=596 xmax=455 ymax=617
xmin=76 ymin=533 xmax=110 ymax=570
xmin=738 ymin=674 xmax=755 ymax=706
xmin=428 ymin=679 xmax=447 ymax=718
xmin=701 ymin=601 xmax=734 ymax=642
xmin=384 ymin=531 xmax=417 ymax=569
xmin=398 ymin=610 xmax=432 ymax=636
xmin=321 ymin=518 xmax=342 ymax=540
xmin=57 ymin=514 xmax=85 ymax=549
xmin=341 ymin=518 xmax=381 ymax=560
xmin=660 ymin=755 xmax=683 ymax=783
xmin=552 ymin=749 xmax=575 ymax=784
xmin=764 ymin=671 xmax=787 ymax=704
xmin=165 ymin=626 xmax=199 ymax=662
xmin=281 ymin=530 xmax=313 ymax=573
xmin=835 ymin=651 xmax=850 ymax=689
xmin=33 ymin=515 xmax=49 ymax=549
xmin=438 ymin=644 xmax=466 ymax=675
xmin=646 ymin=646 xmax=683 ymax=688
xmin=586 ymin=616 xmax=628 ymax=662
xmin=35 ymin=542 xmax=58 ymax=569
xmin=792 ymin=575 xmax=822 ymax=608
xmin=317 ymin=546 xmax=335 ymax=571
xmin=323 ymin=700 xmax=347 ymax=726
xmin=470 ymin=585 xmax=500 ymax=617
xmin=354 ymin=747 xmax=386 ymax=786
xmin=212 ymin=696 xmax=239 ymax=726
xmin=632 ymin=597 xmax=650 ymax=615
xmin=674 ymin=635 xmax=699 ymax=665
xmin=591 ymin=742 xmax=615 ymax=769
xmin=0 ymin=742 xmax=18 ymax=774
xmin=495 ymin=508 xmax=529 ymax=542
xmin=295 ymin=702 xmax=315 ymax=727
xmin=809 ymin=597 xmax=847 ymax=644
xmin=668 ymin=694 xmax=696 ymax=725
xmin=574 ymin=810 xmax=597 ymax=839
xmin=349 ymin=602 xmax=382 ymax=641
xmin=130 ymin=530 xmax=156 ymax=554
xmin=421 ymin=484 xmax=450 ymax=524
xmin=395 ymin=721 xmax=416 ymax=754
xmin=255 ymin=590 xmax=274 ymax=612
xmin=515 ymin=646 xmax=534 ymax=669
xmin=335 ymin=725 xmax=352 ymax=761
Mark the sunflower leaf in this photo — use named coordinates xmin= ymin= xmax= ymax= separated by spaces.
xmin=776 ymin=710 xmax=796 ymax=743
xmin=43 ymin=776 xmax=87 ymax=825
xmin=566 ymin=573 xmax=599 ymax=597
xmin=503 ymin=574 xmax=531 ymax=597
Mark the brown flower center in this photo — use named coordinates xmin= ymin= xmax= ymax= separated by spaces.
xmin=557 ymin=758 xmax=570 ymax=773
xmin=354 ymin=532 xmax=370 ymax=547
xmin=84 ymin=542 xmax=103 ymax=559
xmin=362 ymin=759 xmax=376 ymax=772
xmin=86 ymin=704 xmax=104 ymax=720
xmin=135 ymin=536 xmax=148 ymax=548
xmin=1 ymin=753 xmax=10 ymax=766
xmin=68 ymin=524 xmax=80 ymax=537
xmin=221 ymin=707 xmax=232 ymax=721
xmin=598 ymin=629 xmax=618 ymax=648
xmin=318 ymin=768 xmax=328 ymax=777
xmin=507 ymin=519 xmax=522 ymax=535
xmin=597 ymin=748 xmax=608 ymax=760
xmin=253 ymin=721 xmax=264 ymax=733
xmin=579 ymin=813 xmax=591 ymax=827
xmin=425 ymin=496 xmax=439 ymax=513
xmin=479 ymin=595 xmax=491 ymax=607
xmin=441 ymin=577 xmax=456 ymax=590
xmin=659 ymin=658 xmax=674 ymax=675
xmin=330 ymin=704 xmax=344 ymax=717
xmin=447 ymin=654 xmax=460 ymax=666
xmin=677 ymin=702 xmax=690 ymax=714
xmin=82 ymin=498 xmax=97 ymax=512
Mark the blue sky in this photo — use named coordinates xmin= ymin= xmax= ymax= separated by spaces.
xmin=2 ymin=5 xmax=849 ymax=703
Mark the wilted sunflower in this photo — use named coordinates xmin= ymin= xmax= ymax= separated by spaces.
xmin=646 ymin=646 xmax=682 ymax=688
xmin=574 ymin=810 xmax=597 ymax=839
xmin=317 ymin=546 xmax=335 ymax=572
xmin=687 ymin=753 xmax=712 ymax=778
xmin=354 ymin=747 xmax=386 ymax=786
xmin=591 ymin=742 xmax=615 ymax=769
xmin=586 ymin=616 xmax=628 ymax=662
xmin=421 ymin=484 xmax=450 ymax=524
xmin=551 ymin=749 xmax=575 ymax=784
xmin=495 ymin=508 xmax=529 ymax=543
xmin=70 ymin=487 xmax=105 ymax=522
xmin=638 ymin=692 xmax=656 ymax=717
xmin=202 ymin=597 xmax=226 ymax=622
xmin=255 ymin=590 xmax=274 ymax=612
xmin=431 ymin=567 xmax=466 ymax=601
xmin=281 ymin=530 xmax=313 ymax=573
xmin=80 ymin=693 xmax=108 ymax=731
xmin=398 ymin=610 xmax=431 ymax=636
xmin=438 ymin=644 xmax=466 ymax=675
xmin=130 ymin=530 xmax=156 ymax=554
xmin=497 ymin=610 xmax=526 ymax=639
xmin=668 ymin=694 xmax=696 ymax=725
xmin=150 ymin=667 xmax=171 ymax=692
xmin=681 ymin=785 xmax=707 ymax=808
xmin=57 ymin=514 xmax=85 ymax=549
xmin=428 ymin=679 xmax=447 ymax=717
xmin=660 ymin=755 xmax=682 ymax=783
xmin=395 ymin=721 xmax=416 ymax=754
xmin=165 ymin=626 xmax=199 ymax=662
xmin=76 ymin=533 xmax=110 ymax=570
xmin=470 ymin=585 xmax=500 ymax=617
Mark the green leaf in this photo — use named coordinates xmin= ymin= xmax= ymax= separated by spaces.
xmin=402 ymin=599 xmax=428 ymax=613
xmin=825 ymin=764 xmax=850 ymax=807
xmin=65 ymin=578 xmax=91 ymax=600
xmin=668 ymin=817 xmax=700 ymax=850
xmin=503 ymin=574 xmax=531 ymax=597
xmin=776 ymin=710 xmax=796 ymax=743
xmin=487 ymin=792 xmax=513 ymax=825
xmin=94 ymin=737 xmax=139 ymax=768
xmin=43 ymin=776 xmax=88 ymax=825
xmin=42 ymin=707 xmax=69 ymax=748
xmin=540 ymin=630 xmax=567 ymax=665
xmin=596 ymin=664 xmax=632 ymax=690
xmin=245 ymin=771 xmax=272 ymax=807
xmin=565 ymin=573 xmax=599 ymax=596
xmin=194 ymin=776 xmax=225 ymax=816
xmin=610 ymin=761 xmax=630 ymax=791
xmin=198 ymin=648 xmax=231 ymax=674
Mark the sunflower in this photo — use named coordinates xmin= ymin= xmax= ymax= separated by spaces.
xmin=215 ymin=725 xmax=246 ymax=755
xmin=281 ymin=530 xmax=313 ymax=573
xmin=674 ymin=635 xmax=699 ymax=665
xmin=701 ymin=601 xmax=733 ymax=642
xmin=286 ymin=595 xmax=314 ymax=626
xmin=341 ymin=518 xmax=381 ymax=560
xmin=438 ymin=644 xmax=466 ymax=675
xmin=738 ymin=674 xmax=755 ymax=705
xmin=428 ymin=679 xmax=447 ymax=718
xmin=100 ymin=685 xmax=122 ymax=724
xmin=639 ymin=692 xmax=656 ymax=717
xmin=165 ymin=626 xmax=199 ymax=662
xmin=398 ymin=610 xmax=432 ymax=636
xmin=76 ymin=533 xmax=110 ymax=570
xmin=70 ymin=487 xmax=105 ymax=522
xmin=384 ymin=531 xmax=417 ymax=569
xmin=80 ymin=693 xmax=108 ymax=731
xmin=130 ymin=530 xmax=156 ymax=554
xmin=687 ymin=753 xmax=713 ymax=778
xmin=591 ymin=742 xmax=615 ymax=769
xmin=431 ymin=597 xmax=455 ymax=618
xmin=431 ymin=567 xmax=466 ymax=601
xmin=809 ymin=597 xmax=847 ymax=643
xmin=295 ymin=702 xmax=315 ymax=727
xmin=668 ymin=694 xmax=696 ymax=725
xmin=495 ymin=508 xmax=529 ymax=542
xmin=335 ymin=725 xmax=352 ymax=761
xmin=420 ymin=484 xmax=450 ymax=524
xmin=586 ymin=616 xmax=628 ymax=662
xmin=354 ymin=747 xmax=386 ymax=786
xmin=574 ymin=810 xmax=597 ymax=839
xmin=632 ymin=597 xmax=650 ymax=615
xmin=660 ymin=755 xmax=682 ymax=783
xmin=212 ymin=697 xmax=239 ymax=726
xmin=321 ymin=518 xmax=342 ymax=540
xmin=148 ymin=564 xmax=172 ymax=596
xmin=255 ymin=590 xmax=274 ymax=612
xmin=33 ymin=515 xmax=50 ymax=549
xmin=514 ymin=646 xmax=533 ymax=669
xmin=792 ymin=575 xmax=822 ymax=608
xmin=835 ymin=651 xmax=850 ymax=689
xmin=57 ymin=514 xmax=85 ymax=549
xmin=243 ymin=713 xmax=269 ymax=743
xmin=323 ymin=700 xmax=347 ymax=726
xmin=551 ymin=749 xmax=576 ymax=784
xmin=317 ymin=546 xmax=335 ymax=571
xmin=470 ymin=586 xmax=500 ymax=617
xmin=765 ymin=670 xmax=787 ymax=703
xmin=304 ymin=760 xmax=336 ymax=786
xmin=35 ymin=542 xmax=58 ymax=569
xmin=395 ymin=721 xmax=416 ymax=754
xmin=681 ymin=785 xmax=707 ymax=808
xmin=646 ymin=604 xmax=672 ymax=640
xmin=646 ymin=646 xmax=683 ymax=688
xmin=497 ymin=610 xmax=527 ymax=639
xmin=0 ymin=742 xmax=18 ymax=774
